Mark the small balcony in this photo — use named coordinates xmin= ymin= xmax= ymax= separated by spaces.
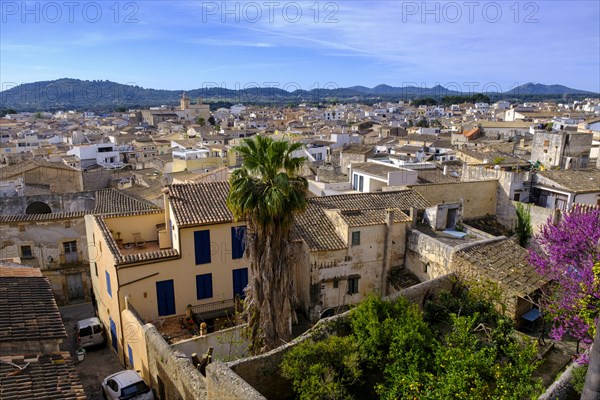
xmin=156 ymin=299 xmax=243 ymax=345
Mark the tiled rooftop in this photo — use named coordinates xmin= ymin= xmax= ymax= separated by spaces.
xmin=0 ymin=266 xmax=67 ymax=343
xmin=92 ymin=188 xmax=159 ymax=214
xmin=537 ymin=169 xmax=600 ymax=193
xmin=334 ymin=208 xmax=411 ymax=227
xmin=340 ymin=143 xmax=374 ymax=154
xmin=457 ymin=148 xmax=529 ymax=166
xmin=295 ymin=190 xmax=430 ymax=251
xmin=453 ymin=238 xmax=544 ymax=297
xmin=167 ymin=181 xmax=233 ymax=227
xmin=0 ymin=352 xmax=86 ymax=399
xmin=166 ymin=182 xmax=429 ymax=252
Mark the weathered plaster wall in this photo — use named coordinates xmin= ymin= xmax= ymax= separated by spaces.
xmin=0 ymin=192 xmax=96 ymax=215
xmin=0 ymin=216 xmax=91 ymax=305
xmin=145 ymin=324 xmax=207 ymax=400
xmin=172 ymin=325 xmax=249 ymax=362
xmin=461 ymin=165 xmax=531 ymax=226
xmin=205 ymin=362 xmax=267 ymax=400
xmin=405 ymin=229 xmax=455 ymax=282
xmin=410 ymin=180 xmax=497 ymax=219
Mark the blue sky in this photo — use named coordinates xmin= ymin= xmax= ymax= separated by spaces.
xmin=1 ymin=1 xmax=599 ymax=92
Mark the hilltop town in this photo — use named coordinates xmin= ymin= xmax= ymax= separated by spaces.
xmin=1 ymin=93 xmax=600 ymax=399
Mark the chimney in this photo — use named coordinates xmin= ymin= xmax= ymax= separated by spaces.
xmin=409 ymin=207 xmax=417 ymax=227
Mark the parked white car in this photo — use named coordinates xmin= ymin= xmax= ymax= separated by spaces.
xmin=102 ymin=370 xmax=154 ymax=400
xmin=76 ymin=317 xmax=105 ymax=348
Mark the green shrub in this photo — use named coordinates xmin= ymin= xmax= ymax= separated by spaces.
xmin=571 ymin=363 xmax=589 ymax=394
xmin=280 ymin=335 xmax=361 ymax=400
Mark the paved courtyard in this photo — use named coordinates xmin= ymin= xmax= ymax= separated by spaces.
xmin=59 ymin=302 xmax=123 ymax=400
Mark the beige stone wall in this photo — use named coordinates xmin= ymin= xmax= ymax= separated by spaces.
xmin=206 ymin=362 xmax=267 ymax=400
xmin=145 ymin=324 xmax=208 ymax=400
xmin=405 ymin=229 xmax=455 ymax=282
xmin=121 ymin=307 xmax=150 ymax=380
xmin=23 ymin=166 xmax=83 ymax=193
xmin=0 ymin=216 xmax=91 ymax=305
xmin=410 ymin=180 xmax=498 ymax=219
xmin=304 ymin=221 xmax=409 ymax=320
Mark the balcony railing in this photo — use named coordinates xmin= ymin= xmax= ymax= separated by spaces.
xmin=190 ymin=298 xmax=239 ymax=322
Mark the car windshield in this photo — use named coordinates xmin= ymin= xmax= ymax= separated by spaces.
xmin=120 ymin=381 xmax=149 ymax=398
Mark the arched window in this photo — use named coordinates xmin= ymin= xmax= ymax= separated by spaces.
xmin=26 ymin=201 xmax=52 ymax=214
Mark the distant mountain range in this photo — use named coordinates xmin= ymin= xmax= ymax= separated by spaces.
xmin=0 ymin=78 xmax=597 ymax=112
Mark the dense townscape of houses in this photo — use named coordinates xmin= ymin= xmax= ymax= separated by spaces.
xmin=1 ymin=94 xmax=600 ymax=399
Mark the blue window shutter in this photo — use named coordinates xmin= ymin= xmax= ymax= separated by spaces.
xmin=109 ymin=318 xmax=118 ymax=352
xmin=156 ymin=280 xmax=176 ymax=316
xmin=232 ymin=268 xmax=249 ymax=298
xmin=194 ymin=230 xmax=211 ymax=264
xmin=231 ymin=226 xmax=246 ymax=260
xmin=196 ymin=273 xmax=213 ymax=300
xmin=128 ymin=345 xmax=134 ymax=368
xmin=106 ymin=271 xmax=112 ymax=297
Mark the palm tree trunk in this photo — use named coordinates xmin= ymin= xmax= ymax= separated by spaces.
xmin=582 ymin=319 xmax=600 ymax=400
xmin=246 ymin=221 xmax=296 ymax=354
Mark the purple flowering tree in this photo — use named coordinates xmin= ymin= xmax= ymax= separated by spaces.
xmin=529 ymin=206 xmax=600 ymax=347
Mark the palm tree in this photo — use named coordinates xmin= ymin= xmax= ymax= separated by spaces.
xmin=227 ymin=135 xmax=308 ymax=353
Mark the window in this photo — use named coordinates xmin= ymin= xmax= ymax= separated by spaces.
xmin=107 ymin=379 xmax=118 ymax=392
xmin=347 ymin=276 xmax=359 ymax=295
xmin=106 ymin=271 xmax=112 ymax=297
xmin=231 ymin=226 xmax=246 ymax=260
xmin=351 ymin=231 xmax=360 ymax=246
xmin=94 ymin=263 xmax=98 ymax=277
xmin=64 ymin=241 xmax=78 ymax=263
xmin=513 ymin=193 xmax=521 ymax=201
xmin=333 ymin=280 xmax=339 ymax=288
xmin=232 ymin=268 xmax=249 ymax=298
xmin=196 ymin=273 xmax=213 ymax=300
xmin=20 ymin=245 xmax=33 ymax=258
xmin=194 ymin=230 xmax=211 ymax=264
xmin=128 ymin=345 xmax=134 ymax=368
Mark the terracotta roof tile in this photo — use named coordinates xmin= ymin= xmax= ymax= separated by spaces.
xmin=453 ymin=238 xmax=544 ymax=297
xmin=537 ymin=169 xmax=600 ymax=193
xmin=166 ymin=182 xmax=429 ymax=252
xmin=0 ymin=268 xmax=67 ymax=343
xmin=167 ymin=182 xmax=232 ymax=227
xmin=334 ymin=208 xmax=411 ymax=227
xmin=0 ymin=352 xmax=86 ymax=399
xmin=295 ymin=190 xmax=430 ymax=251
xmin=92 ymin=188 xmax=159 ymax=214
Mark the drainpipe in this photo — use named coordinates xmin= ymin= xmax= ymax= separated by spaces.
xmin=381 ymin=208 xmax=394 ymax=296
